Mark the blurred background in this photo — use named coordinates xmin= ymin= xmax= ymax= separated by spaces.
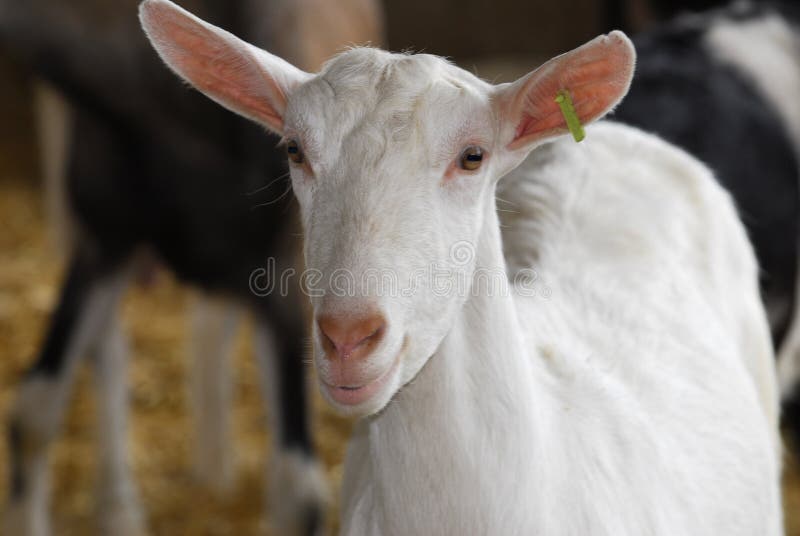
xmin=2 ymin=0 xmax=800 ymax=534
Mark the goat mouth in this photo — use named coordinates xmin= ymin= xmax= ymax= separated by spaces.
xmin=321 ymin=355 xmax=401 ymax=407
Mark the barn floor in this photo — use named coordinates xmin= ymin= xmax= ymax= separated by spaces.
xmin=3 ymin=171 xmax=800 ymax=535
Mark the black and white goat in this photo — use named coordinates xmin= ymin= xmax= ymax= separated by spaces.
xmin=0 ymin=0 xmax=382 ymax=534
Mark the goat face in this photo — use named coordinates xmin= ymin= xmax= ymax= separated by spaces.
xmin=280 ymin=50 xmax=503 ymax=415
xmin=141 ymin=0 xmax=635 ymax=416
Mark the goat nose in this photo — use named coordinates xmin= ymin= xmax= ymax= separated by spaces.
xmin=317 ymin=312 xmax=386 ymax=361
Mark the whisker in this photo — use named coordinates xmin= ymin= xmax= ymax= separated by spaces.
xmin=246 ymin=171 xmax=290 ymax=196
xmin=250 ymin=181 xmax=293 ymax=210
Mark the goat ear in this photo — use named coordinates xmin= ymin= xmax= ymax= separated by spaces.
xmin=139 ymin=0 xmax=311 ymax=134
xmin=494 ymin=31 xmax=635 ymax=151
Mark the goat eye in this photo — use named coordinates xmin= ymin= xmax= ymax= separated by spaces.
xmin=287 ymin=140 xmax=305 ymax=164
xmin=459 ymin=146 xmax=483 ymax=171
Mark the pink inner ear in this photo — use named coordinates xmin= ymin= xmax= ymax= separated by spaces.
xmin=506 ymin=32 xmax=635 ymax=150
xmin=142 ymin=0 xmax=286 ymax=130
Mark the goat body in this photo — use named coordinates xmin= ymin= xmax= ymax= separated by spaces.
xmin=613 ymin=2 xmax=800 ymax=356
xmin=139 ymin=2 xmax=782 ymax=533
xmin=611 ymin=1 xmax=800 ymax=447
xmin=341 ymin=123 xmax=781 ymax=535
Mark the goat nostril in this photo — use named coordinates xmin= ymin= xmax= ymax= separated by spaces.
xmin=317 ymin=312 xmax=386 ymax=360
xmin=320 ymin=329 xmax=336 ymax=353
xmin=362 ymin=325 xmax=383 ymax=345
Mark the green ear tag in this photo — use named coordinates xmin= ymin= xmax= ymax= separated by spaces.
xmin=554 ymin=90 xmax=585 ymax=143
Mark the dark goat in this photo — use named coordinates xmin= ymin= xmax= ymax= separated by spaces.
xmin=0 ymin=0 xmax=382 ymax=533
xmin=611 ymin=1 xmax=800 ymax=438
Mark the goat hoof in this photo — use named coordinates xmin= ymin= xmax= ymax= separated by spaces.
xmin=96 ymin=488 xmax=146 ymax=536
xmin=192 ymin=449 xmax=235 ymax=495
xmin=270 ymin=451 xmax=329 ymax=536
xmin=3 ymin=499 xmax=50 ymax=536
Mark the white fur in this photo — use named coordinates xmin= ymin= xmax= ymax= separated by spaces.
xmin=187 ymin=292 xmax=241 ymax=492
xmin=706 ymin=11 xmax=800 ymax=152
xmin=4 ymin=378 xmax=57 ymax=536
xmin=4 ymin=267 xmax=131 ymax=536
xmin=253 ymin=320 xmax=329 ymax=535
xmin=267 ymin=448 xmax=329 ymax=536
xmin=91 ymin=316 xmax=144 ymax=536
xmin=295 ymin=55 xmax=780 ymax=536
xmin=140 ymin=3 xmax=781 ymax=533
xmin=335 ymin=122 xmax=781 ymax=535
xmin=705 ymin=11 xmax=800 ymax=399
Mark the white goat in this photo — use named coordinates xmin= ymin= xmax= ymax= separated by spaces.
xmin=141 ymin=0 xmax=783 ymax=533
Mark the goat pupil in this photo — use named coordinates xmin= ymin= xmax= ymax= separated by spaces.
xmin=467 ymin=154 xmax=481 ymax=161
